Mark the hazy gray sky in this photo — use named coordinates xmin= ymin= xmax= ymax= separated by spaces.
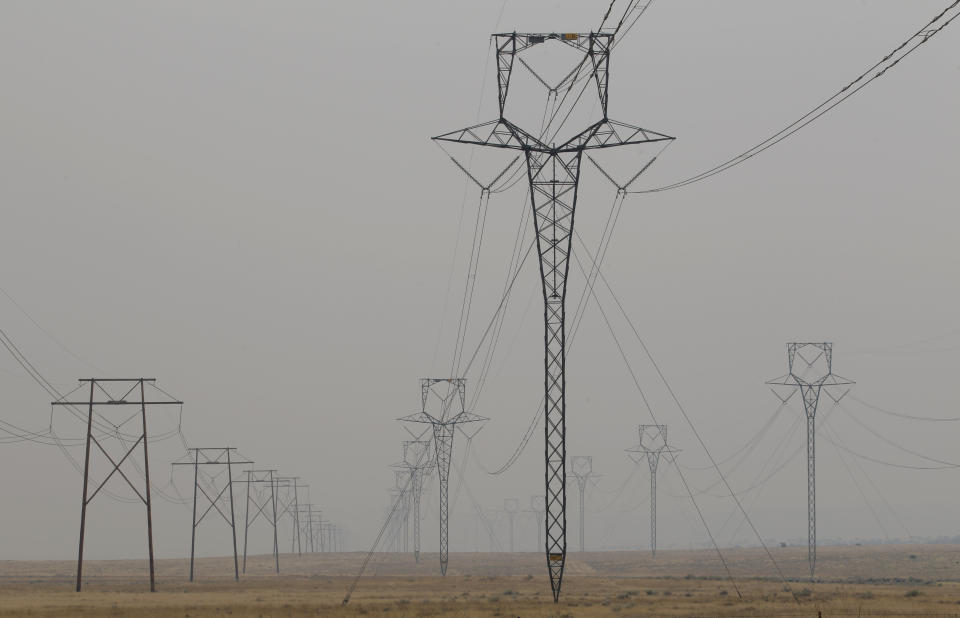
xmin=0 ymin=1 xmax=958 ymax=563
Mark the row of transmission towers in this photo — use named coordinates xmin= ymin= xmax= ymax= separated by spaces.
xmin=384 ymin=440 xmax=432 ymax=559
xmin=557 ymin=343 xmax=853 ymax=576
xmin=430 ymin=19 xmax=862 ymax=598
xmin=570 ymin=430 xmax=676 ymax=557
xmin=397 ymin=378 xmax=486 ymax=574
xmin=562 ymin=343 xmax=851 ymax=572
xmin=49 ymin=377 xmax=344 ymax=592
xmin=173 ymin=453 xmax=343 ymax=583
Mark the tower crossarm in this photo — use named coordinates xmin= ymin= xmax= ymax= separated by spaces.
xmin=558 ymin=119 xmax=674 ymax=152
xmin=434 ymin=118 xmax=673 ymax=154
xmin=397 ymin=411 xmax=439 ymax=425
xmin=448 ymin=411 xmax=488 ymax=426
xmin=434 ymin=118 xmax=546 ymax=151
xmin=492 ymin=32 xmax=613 ymax=53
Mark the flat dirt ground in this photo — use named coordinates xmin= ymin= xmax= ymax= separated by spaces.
xmin=3 ymin=544 xmax=960 ymax=616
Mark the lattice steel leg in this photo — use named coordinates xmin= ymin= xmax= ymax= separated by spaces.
xmin=413 ymin=469 xmax=422 ymax=563
xmin=526 ymin=149 xmax=582 ymax=602
xmin=650 ymin=468 xmax=657 ymax=557
xmin=806 ymin=414 xmax=816 ymax=579
xmin=432 ymin=423 xmax=455 ymax=575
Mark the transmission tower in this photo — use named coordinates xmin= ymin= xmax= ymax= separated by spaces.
xmin=530 ymin=495 xmax=545 ymax=551
xmin=295 ymin=503 xmax=317 ymax=552
xmin=399 ymin=378 xmax=486 ymax=575
xmin=317 ymin=513 xmax=329 ymax=552
xmin=568 ymin=456 xmax=599 ymax=552
xmin=172 ymin=447 xmax=252 ymax=582
xmin=385 ymin=490 xmax=403 ymax=552
xmin=324 ymin=522 xmax=340 ymax=552
xmin=240 ymin=469 xmax=284 ymax=574
xmin=395 ymin=439 xmax=431 ymax=562
xmin=282 ymin=479 xmax=308 ymax=555
xmin=767 ymin=342 xmax=854 ymax=578
xmin=297 ymin=504 xmax=321 ymax=553
xmin=52 ymin=378 xmax=182 ymax=592
xmin=503 ymin=498 xmax=520 ymax=552
xmin=275 ymin=476 xmax=307 ymax=555
xmin=326 ymin=523 xmax=336 ymax=553
xmin=389 ymin=470 xmax=412 ymax=553
xmin=320 ymin=518 xmax=338 ymax=553
xmin=435 ymin=31 xmax=673 ymax=601
xmin=626 ymin=425 xmax=679 ymax=557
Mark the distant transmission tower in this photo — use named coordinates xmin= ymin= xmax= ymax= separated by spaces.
xmin=392 ymin=469 xmax=411 ymax=553
xmin=240 ymin=469 xmax=283 ymax=574
xmin=504 ymin=498 xmax=520 ymax=552
xmin=52 ymin=378 xmax=182 ymax=592
xmin=396 ymin=440 xmax=431 ymax=562
xmin=435 ymin=31 xmax=673 ymax=601
xmin=172 ymin=447 xmax=252 ymax=582
xmin=298 ymin=504 xmax=321 ymax=553
xmin=568 ymin=456 xmax=599 ymax=552
xmin=386 ymin=488 xmax=404 ymax=552
xmin=275 ymin=476 xmax=306 ymax=555
xmin=277 ymin=476 xmax=310 ymax=556
xmin=530 ymin=495 xmax=545 ymax=552
xmin=399 ymin=378 xmax=485 ymax=575
xmin=626 ymin=425 xmax=678 ymax=557
xmin=767 ymin=342 xmax=854 ymax=578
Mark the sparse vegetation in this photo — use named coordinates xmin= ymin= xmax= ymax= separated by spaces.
xmin=0 ymin=546 xmax=958 ymax=616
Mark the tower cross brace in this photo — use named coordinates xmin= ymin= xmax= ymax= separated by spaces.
xmin=435 ymin=31 xmax=673 ymax=601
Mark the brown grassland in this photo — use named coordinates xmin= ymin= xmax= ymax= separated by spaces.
xmin=3 ymin=544 xmax=960 ymax=616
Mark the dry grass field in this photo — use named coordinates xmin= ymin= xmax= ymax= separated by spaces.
xmin=3 ymin=544 xmax=960 ymax=616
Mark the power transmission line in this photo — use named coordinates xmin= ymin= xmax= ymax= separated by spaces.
xmin=848 ymin=394 xmax=960 ymax=423
xmin=631 ymin=0 xmax=960 ymax=194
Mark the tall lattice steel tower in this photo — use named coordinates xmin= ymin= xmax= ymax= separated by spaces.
xmin=626 ymin=425 xmax=678 ymax=557
xmin=767 ymin=342 xmax=853 ymax=578
xmin=435 ymin=31 xmax=673 ymax=601
xmin=399 ymin=378 xmax=485 ymax=575
xmin=568 ymin=455 xmax=598 ymax=553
